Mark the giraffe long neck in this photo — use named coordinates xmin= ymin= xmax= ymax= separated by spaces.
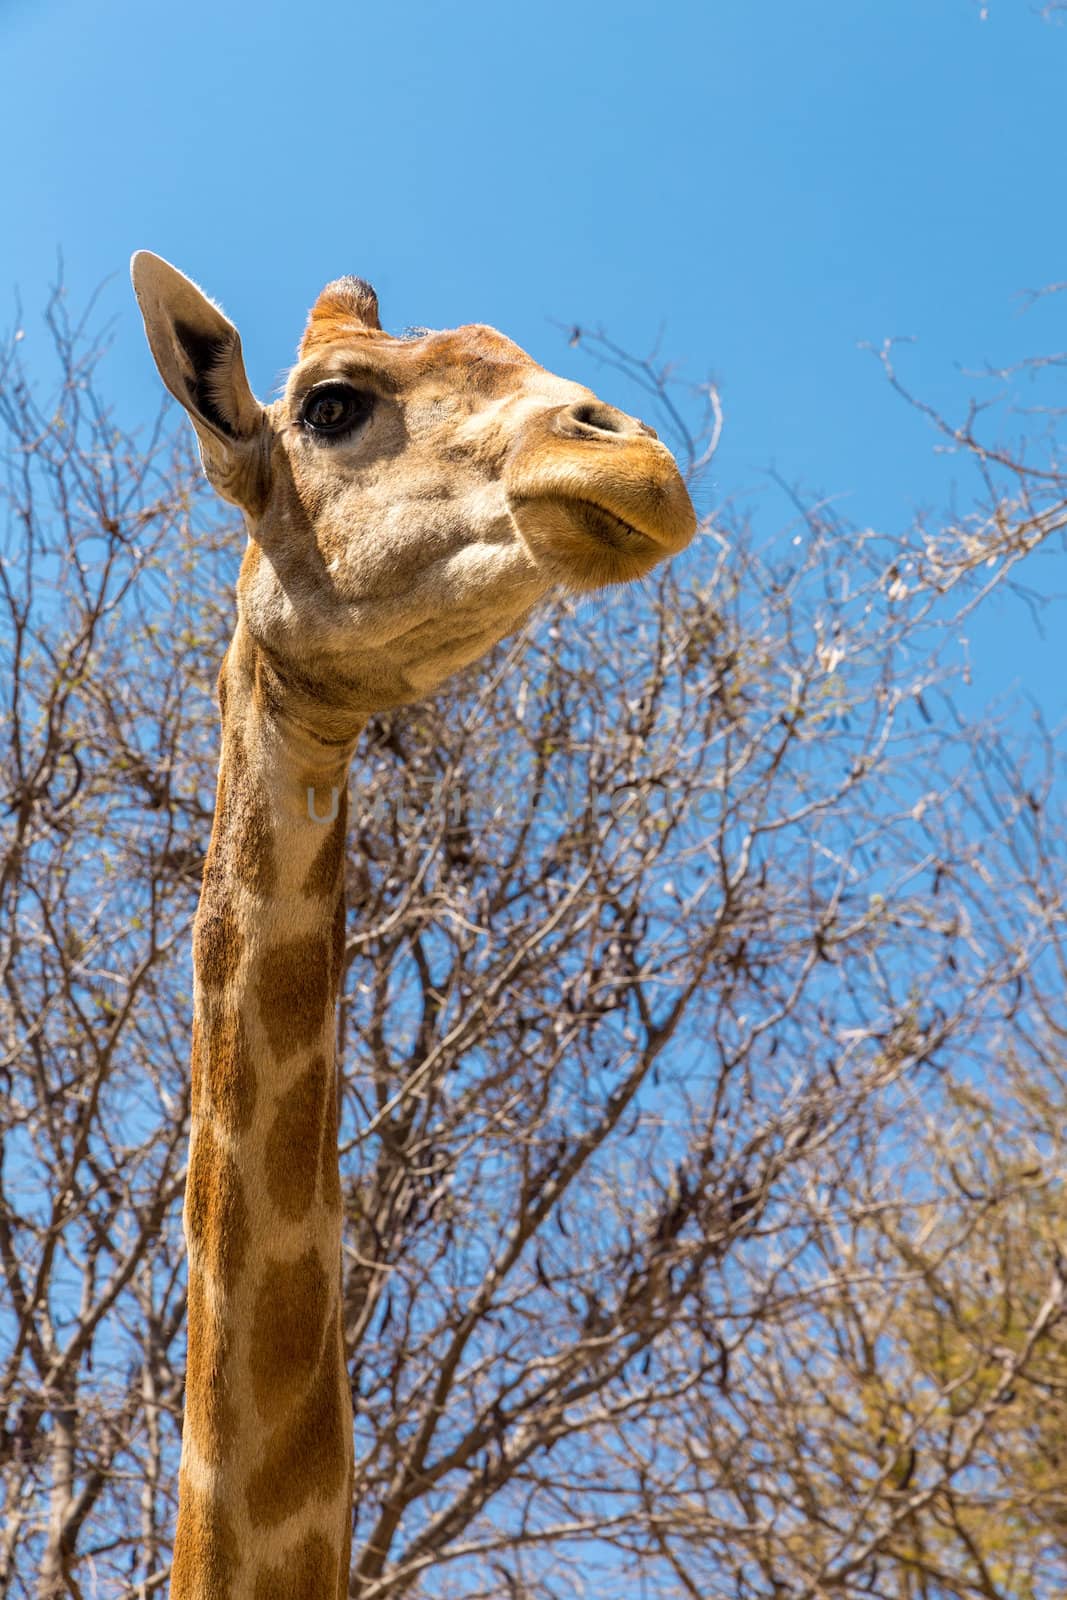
xmin=172 ymin=631 xmax=358 ymax=1600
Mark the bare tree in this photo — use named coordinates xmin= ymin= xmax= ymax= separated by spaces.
xmin=0 ymin=280 xmax=1063 ymax=1599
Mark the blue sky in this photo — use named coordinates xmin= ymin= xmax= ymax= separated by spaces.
xmin=3 ymin=0 xmax=1065 ymax=706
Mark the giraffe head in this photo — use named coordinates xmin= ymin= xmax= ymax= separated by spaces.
xmin=132 ymin=253 xmax=696 ymax=718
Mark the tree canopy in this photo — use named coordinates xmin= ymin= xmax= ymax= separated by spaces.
xmin=0 ymin=285 xmax=1064 ymax=1599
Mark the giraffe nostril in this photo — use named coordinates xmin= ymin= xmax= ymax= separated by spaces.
xmin=572 ymin=402 xmax=624 ymax=433
xmin=560 ymin=400 xmax=643 ymax=438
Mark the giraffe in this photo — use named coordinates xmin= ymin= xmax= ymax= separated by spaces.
xmin=131 ymin=251 xmax=696 ymax=1600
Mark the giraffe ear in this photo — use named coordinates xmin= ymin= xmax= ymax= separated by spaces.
xmin=131 ymin=252 xmax=270 ymax=513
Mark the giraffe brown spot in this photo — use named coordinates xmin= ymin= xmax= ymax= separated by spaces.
xmin=185 ymin=1122 xmax=249 ymax=1293
xmin=257 ymin=934 xmax=331 ymax=1059
xmin=339 ymin=1456 xmax=354 ymax=1600
xmin=227 ymin=733 xmax=277 ymax=898
xmin=249 ymin=1248 xmax=329 ymax=1415
xmin=302 ymin=802 xmax=347 ymax=900
xmin=171 ymin=1472 xmax=240 ymax=1598
xmin=253 ymin=1529 xmax=337 ymax=1600
xmin=191 ymin=1005 xmax=256 ymax=1131
xmin=245 ymin=1333 xmax=349 ymax=1528
xmin=330 ymin=892 xmax=347 ymax=991
xmin=319 ymin=1067 xmax=342 ymax=1211
xmin=184 ymin=1269 xmax=238 ymax=1461
xmin=209 ymin=1005 xmax=256 ymax=1132
xmin=264 ymin=1058 xmax=329 ymax=1220
xmin=193 ymin=873 xmax=244 ymax=988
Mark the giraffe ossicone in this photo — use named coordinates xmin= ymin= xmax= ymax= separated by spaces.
xmin=131 ymin=250 xmax=695 ymax=1599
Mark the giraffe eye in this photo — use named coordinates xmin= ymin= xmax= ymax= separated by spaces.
xmin=301 ymin=383 xmax=375 ymax=438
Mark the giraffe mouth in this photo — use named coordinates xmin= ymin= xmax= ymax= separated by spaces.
xmin=565 ymin=498 xmax=660 ymax=555
xmin=506 ymin=489 xmax=690 ymax=590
